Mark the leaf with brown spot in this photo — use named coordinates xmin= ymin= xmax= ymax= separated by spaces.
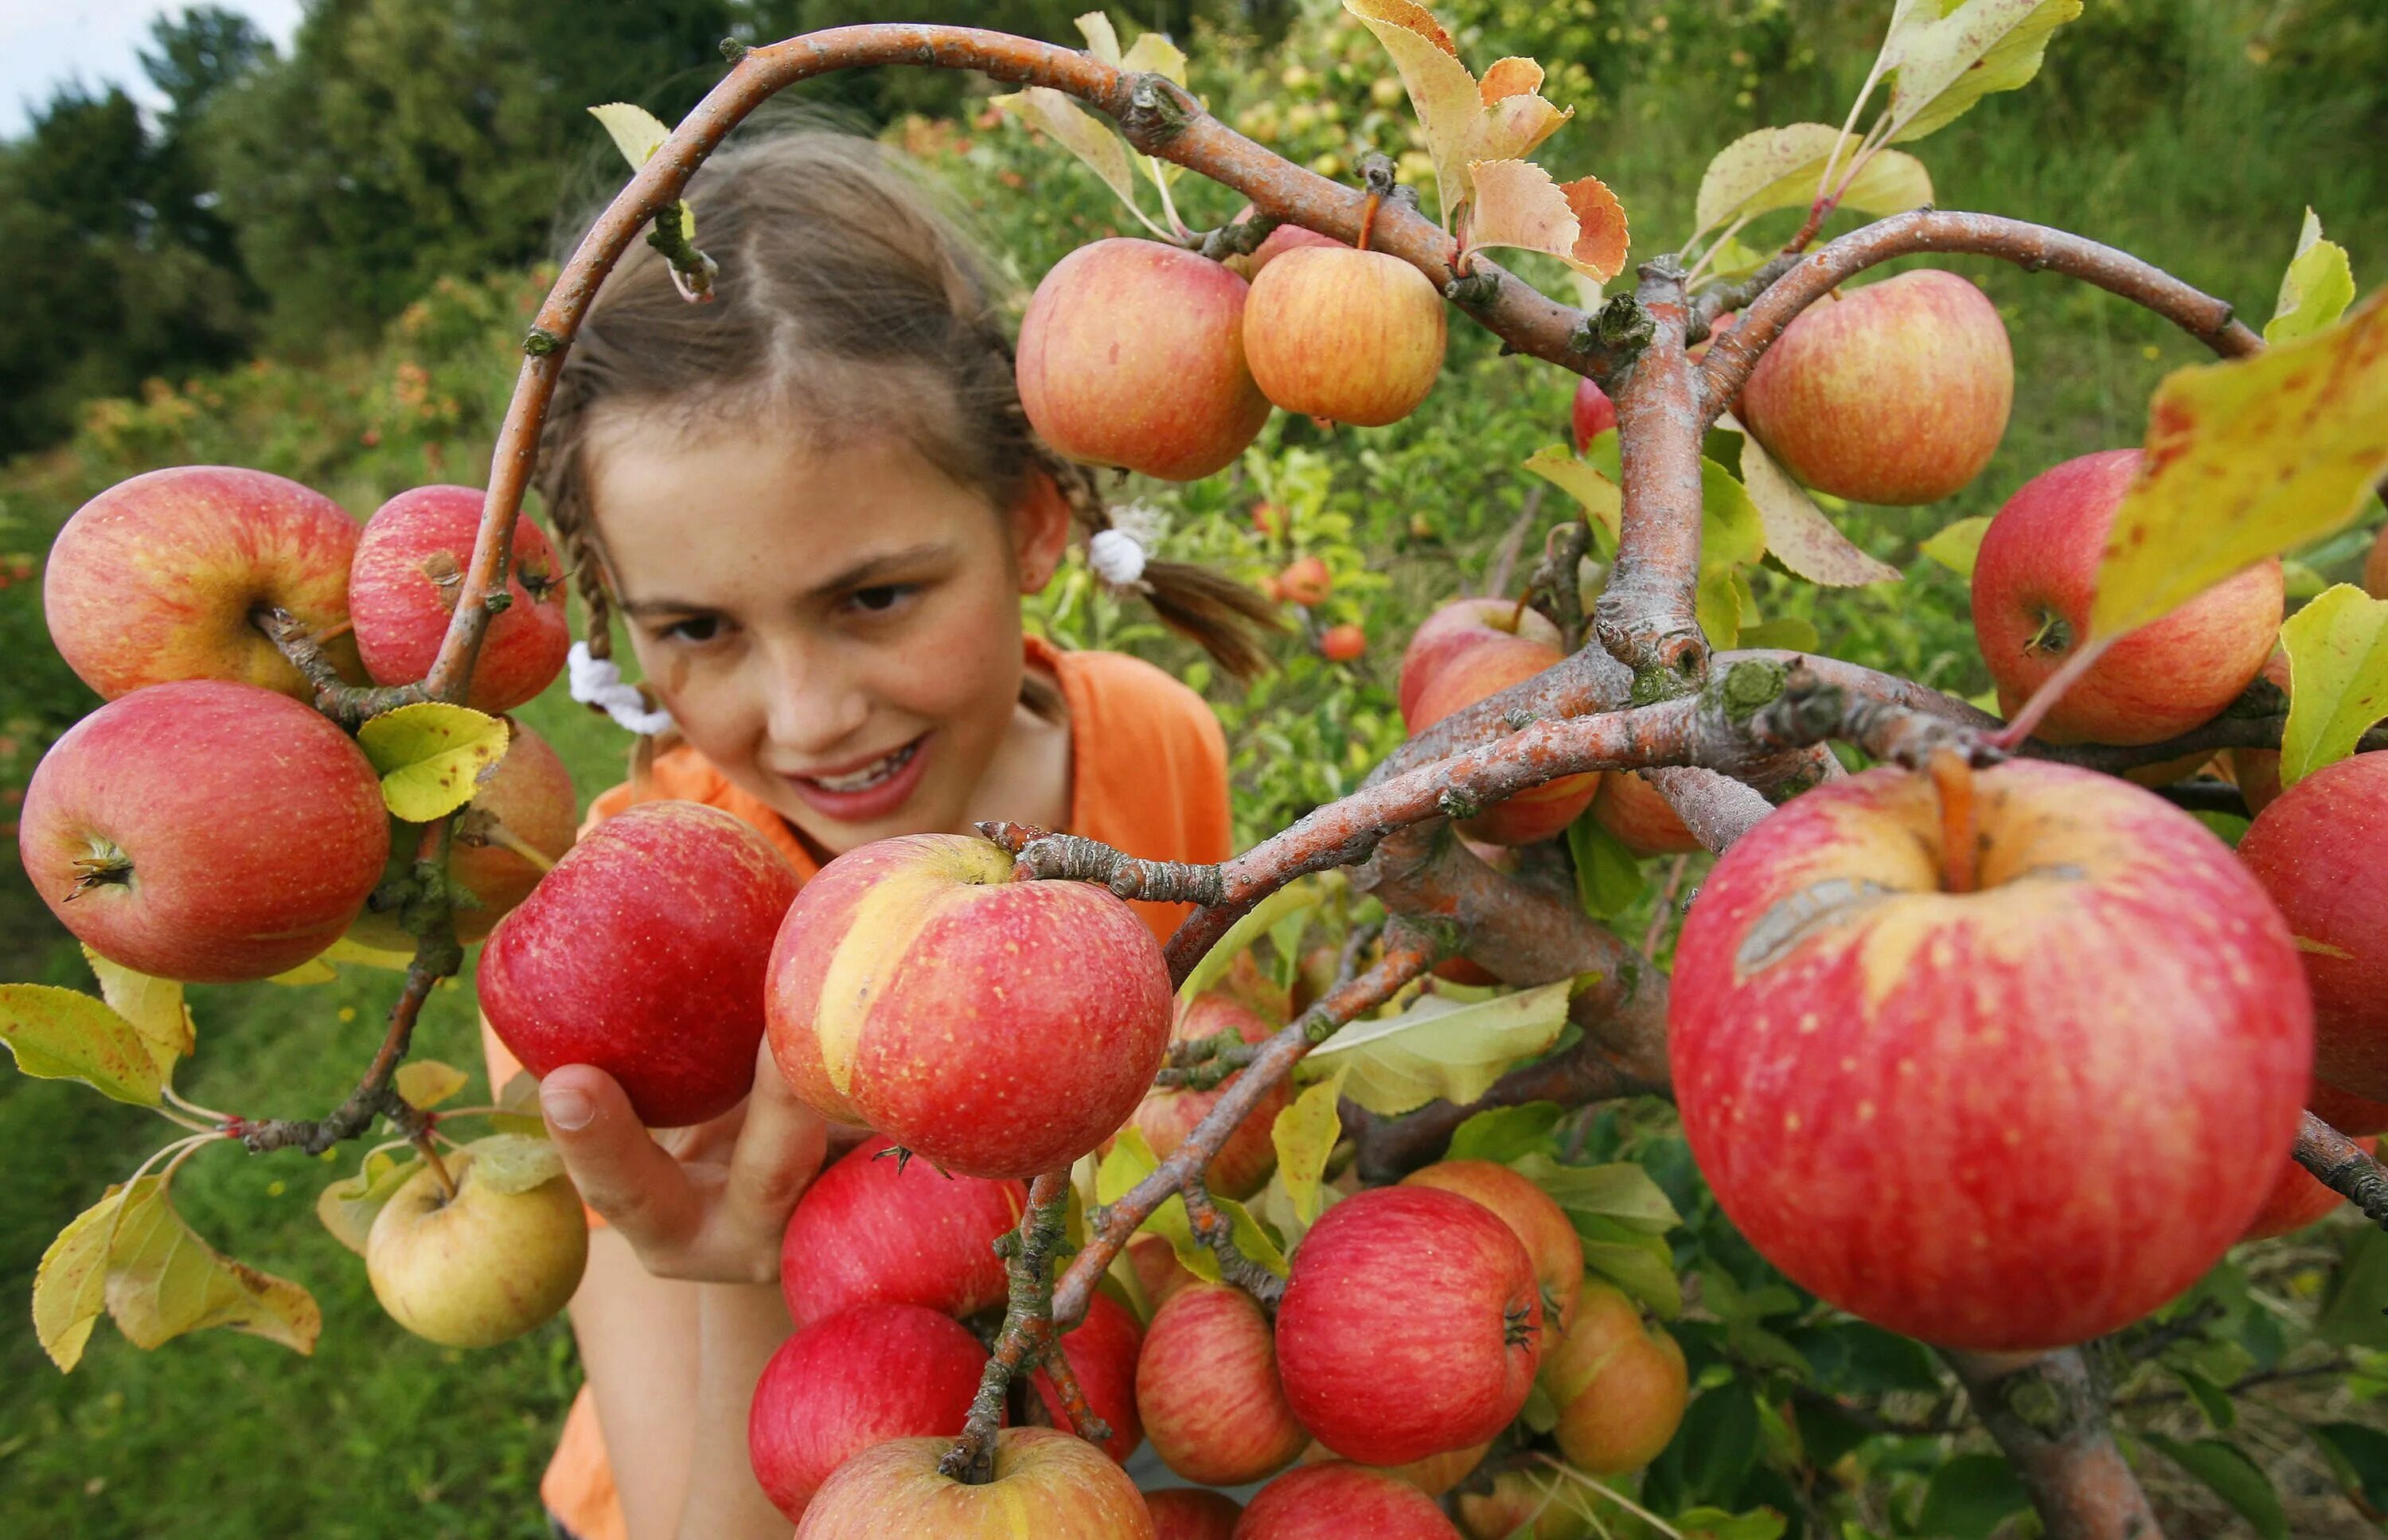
xmin=358 ymin=703 xmax=511 ymax=823
xmin=103 ymin=1175 xmax=320 ymax=1354
xmin=1468 ymin=161 xmax=1629 ymax=282
xmin=0 ymin=984 xmax=164 ymax=1106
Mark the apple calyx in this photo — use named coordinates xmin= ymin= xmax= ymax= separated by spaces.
xmin=67 ymin=844 xmax=135 ymax=898
xmin=1504 ymin=1303 xmax=1539 ymax=1349
xmin=2024 ymin=609 xmax=2074 ymax=657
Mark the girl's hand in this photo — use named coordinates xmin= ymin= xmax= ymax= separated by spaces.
xmin=537 ymin=1037 xmax=827 ymax=1285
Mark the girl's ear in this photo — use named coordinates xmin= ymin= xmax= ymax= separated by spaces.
xmin=1010 ymin=469 xmax=1075 ymax=594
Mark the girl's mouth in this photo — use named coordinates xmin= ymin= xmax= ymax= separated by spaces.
xmin=782 ymin=734 xmax=932 ymax=824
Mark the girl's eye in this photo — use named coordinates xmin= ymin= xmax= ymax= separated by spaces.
xmin=661 ymin=615 xmax=722 ymax=643
xmin=849 ymin=584 xmax=911 ymax=614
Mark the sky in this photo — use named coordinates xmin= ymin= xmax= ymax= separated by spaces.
xmin=0 ymin=0 xmax=304 ymax=137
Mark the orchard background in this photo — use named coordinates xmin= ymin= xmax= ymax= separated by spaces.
xmin=3 ymin=1 xmax=2388 ymax=1536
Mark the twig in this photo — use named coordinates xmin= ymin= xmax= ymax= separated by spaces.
xmin=2296 ymin=1112 xmax=2388 ymax=1230
xmin=938 ymin=1171 xmax=1078 ymax=1483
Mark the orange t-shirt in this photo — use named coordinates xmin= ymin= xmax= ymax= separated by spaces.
xmin=483 ymin=637 xmax=1230 ymax=1540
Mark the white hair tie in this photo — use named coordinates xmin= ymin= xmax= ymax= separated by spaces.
xmin=1090 ymin=502 xmax=1166 ymax=595
xmin=568 ymin=641 xmax=675 ymax=735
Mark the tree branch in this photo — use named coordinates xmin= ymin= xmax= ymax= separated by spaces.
xmin=2296 ymin=1111 xmax=2388 ymax=1230
xmin=940 ymin=1169 xmax=1076 ymax=1483
xmin=1943 ymin=1350 xmax=2168 ymax=1540
xmin=1596 ymin=257 xmax=1711 ymax=684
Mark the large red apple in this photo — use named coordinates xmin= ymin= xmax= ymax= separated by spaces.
xmin=2241 ymin=1136 xmax=2374 ymax=1242
xmin=1234 ymin=1462 xmax=1462 ymax=1539
xmin=779 ymin=1137 xmax=1025 ymax=1331
xmin=1671 ymin=760 xmax=2310 ymax=1350
xmin=1972 ymin=449 xmax=2283 ymax=746
xmin=1032 ymin=1289 xmax=1144 ymax=1462
xmin=1397 ymin=597 xmax=1563 ymax=725
xmin=1540 ymin=1281 xmax=1687 ymax=1473
xmin=1403 ymin=616 xmax=1595 ymax=846
xmin=20 ymin=680 xmax=388 ymax=981
xmin=348 ymin=485 xmax=569 ymax=713
xmin=481 ymin=801 xmax=799 ymax=1128
xmin=1133 ymin=992 xmax=1287 ymax=1200
xmin=1738 ymin=269 xmax=2012 ymax=505
xmin=767 ymin=833 xmax=1173 ymax=1179
xmin=1244 ymin=248 xmax=1446 ymax=427
xmin=1016 ymin=239 xmax=1272 ymax=481
xmin=2238 ymin=754 xmax=2388 ymax=1097
xmin=1146 ymin=1487 xmax=1242 ymax=1540
xmin=1137 ymin=1282 xmax=1309 ymax=1485
xmin=1402 ymin=1159 xmax=1584 ymax=1333
xmin=747 ymin=1301 xmax=989 ymax=1522
xmin=1590 ymin=770 xmax=1703 ymax=857
xmin=794 ymin=1427 xmax=1153 ymax=1538
xmin=1275 ymin=1186 xmax=1543 ymax=1465
xmin=43 ymin=465 xmax=361 ymax=701
xmin=1570 ymin=377 xmax=1616 ymax=451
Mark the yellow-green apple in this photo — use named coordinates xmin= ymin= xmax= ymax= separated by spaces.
xmin=2241 ymin=1136 xmax=2374 ymax=1241
xmin=1235 ymin=1462 xmax=1462 ymax=1539
xmin=1244 ymin=247 xmax=1446 ymax=427
xmin=779 ymin=1138 xmax=1025 ymax=1330
xmin=746 ymin=1301 xmax=989 ymax=1522
xmin=1017 ymin=239 xmax=1272 ymax=481
xmin=1591 ymin=770 xmax=1703 ymax=856
xmin=1457 ymin=1468 xmax=1606 ymax=1540
xmin=1136 ymin=1282 xmax=1309 ymax=1484
xmin=1403 ymin=1160 xmax=1583 ymax=1332
xmin=20 ymin=680 xmax=388 ymax=981
xmin=1319 ymin=623 xmax=1367 ymax=663
xmin=1297 ymin=1437 xmax=1489 ymax=1496
xmin=2309 ymin=1074 xmax=2388 ymax=1139
xmin=1145 ymin=1487 xmax=1241 ymax=1540
xmin=2367 ymin=523 xmax=2388 ymax=599
xmin=1126 ymin=1232 xmax=1200 ymax=1316
xmin=1275 ymin=1186 xmax=1543 ymax=1465
xmin=1223 ymin=219 xmax=1341 ymax=282
xmin=482 ymin=801 xmax=798 ymax=1128
xmin=346 ymin=720 xmax=576 ymax=950
xmin=1737 ymin=269 xmax=2012 ymax=505
xmin=767 ymin=833 xmax=1173 ymax=1179
xmin=1397 ymin=598 xmax=1563 ymax=724
xmin=365 ymin=1145 xmax=587 ymax=1347
xmin=348 ymin=485 xmax=569 ymax=713
xmin=793 ymin=1427 xmax=1153 ymax=1538
xmin=2238 ymin=753 xmax=2388 ymax=1097
xmin=1032 ymin=1289 xmax=1144 ymax=1462
xmin=1133 ymin=992 xmax=1287 ymax=1200
xmin=1571 ymin=378 xmax=1616 ymax=452
xmin=1972 ymin=449 xmax=2282 ymax=746
xmin=43 ymin=465 xmax=361 ymax=701
xmin=1670 ymin=760 xmax=2310 ymax=1350
xmin=1541 ymin=1281 xmax=1688 ymax=1473
xmin=1405 ymin=618 xmax=1597 ymax=845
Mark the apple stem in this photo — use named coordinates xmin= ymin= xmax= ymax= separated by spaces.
xmin=1928 ymin=747 xmax=1980 ymax=895
xmin=412 ymin=1131 xmax=458 ymax=1203
xmin=1356 ymin=190 xmax=1381 ymax=253
xmin=474 ymin=820 xmax=557 ymax=874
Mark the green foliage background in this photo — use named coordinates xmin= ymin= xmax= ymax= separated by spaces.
xmin=3 ymin=1 xmax=2387 ymax=1535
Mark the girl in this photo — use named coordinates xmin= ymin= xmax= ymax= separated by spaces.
xmin=478 ymin=131 xmax=1272 ymax=1539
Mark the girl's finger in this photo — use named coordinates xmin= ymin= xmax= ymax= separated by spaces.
xmin=717 ymin=1039 xmax=829 ymax=1256
xmin=540 ymin=1064 xmax=699 ymax=1253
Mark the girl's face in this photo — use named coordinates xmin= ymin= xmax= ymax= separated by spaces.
xmin=587 ymin=413 xmax=1069 ymax=858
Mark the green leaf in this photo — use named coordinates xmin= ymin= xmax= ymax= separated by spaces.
xmin=2311 ymin=1421 xmax=2388 ymax=1513
xmin=490 ymin=1069 xmax=546 ymax=1138
xmin=2176 ymin=1367 xmax=2238 ymax=1432
xmin=1914 ymin=1452 xmax=2031 ymax=1540
xmin=1303 ymin=977 xmax=1575 ymax=1117
xmin=2278 ymin=583 xmax=2388 ymax=786
xmin=1096 ymin=1126 xmax=1216 ymax=1283
xmin=1270 ymin=1066 xmax=1347 ymax=1234
xmin=1523 ymin=443 xmax=1621 ymax=552
xmin=1214 ymin=1191 xmax=1289 ymax=1278
xmin=1178 ymin=881 xmax=1320 ymax=1005
xmin=2269 ymin=209 xmax=2356 ymax=346
xmin=1677 ymin=1508 xmax=1788 ymax=1540
xmin=1673 ymin=1385 xmax=1761 ymax=1507
xmin=1919 ymin=514 xmax=1993 ymax=579
xmin=0 ymin=984 xmax=165 ymax=1106
xmin=80 ymin=949 xmax=193 ymax=1085
xmin=1880 ymin=0 xmax=2086 ymax=146
xmin=393 ymin=1060 xmax=469 ymax=1111
xmin=1785 ymin=1320 xmax=1943 ymax=1395
xmin=1735 ymin=427 xmax=1902 ymax=587
xmin=1692 ymin=123 xmax=1933 ymax=236
xmin=1738 ymin=617 xmax=1822 ymax=652
xmin=314 ymin=1149 xmax=423 ymax=1257
xmin=2143 ymin=1435 xmax=2285 ymax=1540
xmin=33 ymin=1184 xmax=131 ymax=1370
xmin=1446 ymin=1102 xmax=1566 ymax=1164
xmin=1567 ymin=813 xmax=1649 ymax=920
xmin=358 ymin=703 xmax=510 ymax=823
xmin=1519 ymin=1376 xmax=1562 ymax=1434
xmin=462 ymin=1133 xmax=568 ymax=1196
xmin=2091 ymin=288 xmax=2388 ymax=641
xmin=1578 ymin=1220 xmax=1684 ymax=1318
xmin=1511 ymin=1153 xmax=1682 ymax=1233
xmin=992 ymin=88 xmax=1147 ymax=226
xmin=103 ymin=1174 xmax=321 ymax=1355
xmin=2316 ymin=1226 xmax=2388 ymax=1349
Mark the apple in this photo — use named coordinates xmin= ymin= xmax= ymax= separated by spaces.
xmin=1126 ymin=1232 xmax=1200 ymax=1316
xmin=1972 ymin=449 xmax=2283 ymax=746
xmin=2238 ymin=753 xmax=2388 ymax=1097
xmin=1591 ymin=770 xmax=1703 ymax=856
xmin=1224 ymin=220 xmax=1343 ymax=281
xmin=1133 ymin=992 xmax=1287 ymax=1200
xmin=2309 ymin=1074 xmax=2388 ymax=1139
xmin=1319 ymin=622 xmax=1367 ymax=663
xmin=2367 ymin=523 xmax=2388 ymax=600
xmin=1541 ymin=1281 xmax=1688 ymax=1473
xmin=1146 ymin=1487 xmax=1242 ymax=1540
xmin=1402 ymin=1159 xmax=1584 ymax=1332
xmin=1571 ymin=377 xmax=1617 ymax=452
xmin=794 ymin=1426 xmax=1153 ymax=1538
xmin=1457 ymin=1468 xmax=1605 ymax=1540
xmin=1137 ymin=1282 xmax=1309 ymax=1485
xmin=481 ymin=801 xmax=799 ymax=1128
xmin=1297 ymin=1437 xmax=1489 ymax=1496
xmin=780 ymin=1137 xmax=1026 ymax=1331
xmin=1737 ymin=269 xmax=2013 ymax=505
xmin=1405 ymin=618 xmax=1597 ymax=846
xmin=1032 ymin=1289 xmax=1145 ymax=1462
xmin=767 ymin=832 xmax=1174 ymax=1179
xmin=1278 ymin=556 xmax=1333 ymax=607
xmin=1670 ymin=760 xmax=2311 ymax=1350
xmin=1244 ymin=247 xmax=1447 ymax=427
xmin=345 ymin=719 xmax=576 ymax=950
xmin=20 ymin=680 xmax=389 ymax=981
xmin=747 ymin=1301 xmax=990 ymax=1522
xmin=1397 ymin=597 xmax=1563 ymax=724
xmin=1275 ymin=1185 xmax=1543 ymax=1465
xmin=365 ymin=1145 xmax=587 ymax=1348
xmin=1017 ymin=239 xmax=1273 ymax=481
xmin=349 ymin=485 xmax=571 ymax=713
xmin=43 ymin=465 xmax=361 ymax=702
xmin=2241 ymin=1135 xmax=2374 ymax=1242
xmin=1234 ymin=1461 xmax=1462 ymax=1539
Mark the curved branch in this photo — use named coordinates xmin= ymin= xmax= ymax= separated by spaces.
xmin=1943 ymin=1350 xmax=2168 ymax=1540
xmin=2296 ymin=1111 xmax=2388 ymax=1230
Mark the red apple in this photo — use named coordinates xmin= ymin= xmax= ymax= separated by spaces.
xmin=1147 ymin=1487 xmax=1243 ymax=1540
xmin=1245 ymin=247 xmax=1447 ymax=427
xmin=2367 ymin=523 xmax=2388 ymax=600
xmin=1570 ymin=377 xmax=1616 ymax=451
xmin=747 ymin=1301 xmax=989 ymax=1522
xmin=481 ymin=801 xmax=799 ymax=1128
xmin=1972 ymin=449 xmax=2284 ymax=746
xmin=1671 ymin=760 xmax=2310 ymax=1350
xmin=1235 ymin=1462 xmax=1462 ymax=1539
xmin=1590 ymin=770 xmax=1703 ymax=856
xmin=1278 ymin=556 xmax=1333 ymax=607
xmin=1397 ymin=597 xmax=1563 ymax=725
xmin=1275 ymin=1185 xmax=1543 ymax=1466
xmin=1017 ymin=239 xmax=1272 ymax=481
xmin=767 ymin=833 xmax=1173 ymax=1179
xmin=1298 ymin=1437 xmax=1489 ymax=1496
xmin=1457 ymin=1468 xmax=1606 ymax=1540
xmin=20 ymin=680 xmax=388 ymax=981
xmin=780 ymin=1137 xmax=1026 ymax=1331
xmin=2238 ymin=754 xmax=2388 ymax=1097
xmin=1133 ymin=993 xmax=1287 ymax=1200
xmin=1403 ymin=1159 xmax=1585 ymax=1333
xmin=1032 ymin=1289 xmax=1144 ymax=1462
xmin=2241 ymin=1136 xmax=2374 ymax=1242
xmin=1406 ymin=623 xmax=1597 ymax=846
xmin=43 ymin=465 xmax=362 ymax=701
xmin=1319 ymin=623 xmax=1367 ymax=664
xmin=1137 ymin=1282 xmax=1309 ymax=1485
xmin=1541 ymin=1281 xmax=1687 ymax=1473
xmin=1126 ymin=1233 xmax=1200 ymax=1316
xmin=794 ymin=1427 xmax=1153 ymax=1538
xmin=2309 ymin=1075 xmax=2388 ymax=1139
xmin=1738 ymin=269 xmax=2012 ymax=505
xmin=349 ymin=485 xmax=570 ymax=713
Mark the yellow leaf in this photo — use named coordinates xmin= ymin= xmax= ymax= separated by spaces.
xmin=1177 ymin=880 xmax=1321 ymax=1006
xmin=1270 ymin=1066 xmax=1348 ymax=1230
xmin=1703 ymin=232 xmax=1775 ymax=281
xmin=80 ymin=948 xmax=192 ymax=1084
xmin=1305 ymin=978 xmax=1575 ymax=1117
xmin=358 ymin=702 xmax=510 ymax=823
xmin=1213 ymin=1192 xmax=1288 ymax=1278
xmin=1881 ymin=0 xmax=2084 ymax=145
xmin=2279 ymin=584 xmax=2388 ymax=786
xmin=2091 ymin=288 xmax=2388 ymax=639
xmin=463 ymin=1133 xmax=571 ymax=1196
xmin=1118 ymin=29 xmax=1189 ymax=87
xmin=1073 ymin=10 xmax=1122 ymax=65
xmin=314 ymin=1149 xmax=420 ymax=1257
xmin=1733 ymin=423 xmax=1902 ymax=587
xmin=1693 ymin=123 xmax=1933 ymax=235
xmin=2269 ymin=208 xmax=2356 ymax=346
xmin=1096 ymin=1127 xmax=1217 ymax=1282
xmin=1468 ymin=161 xmax=1629 ymax=281
xmin=1344 ymin=0 xmax=1485 ymax=224
xmin=103 ymin=1175 xmax=320 ymax=1355
xmin=587 ymin=103 xmax=670 ymax=168
xmin=0 ymin=984 xmax=164 ymax=1106
xmin=394 ymin=1059 xmax=470 ymax=1111
xmin=1479 ymin=57 xmax=1542 ymax=103
xmin=992 ymin=88 xmax=1146 ymax=226
xmin=33 ymin=1184 xmax=129 ymax=1370
xmin=1522 ymin=444 xmax=1621 ymax=550
xmin=321 ymin=937 xmax=416 ymax=971
xmin=265 ymin=956 xmax=339 ymax=986
xmin=1920 ymin=515 xmax=1994 ymax=578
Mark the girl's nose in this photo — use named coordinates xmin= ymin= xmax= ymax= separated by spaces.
xmin=759 ymin=640 xmax=871 ymax=758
